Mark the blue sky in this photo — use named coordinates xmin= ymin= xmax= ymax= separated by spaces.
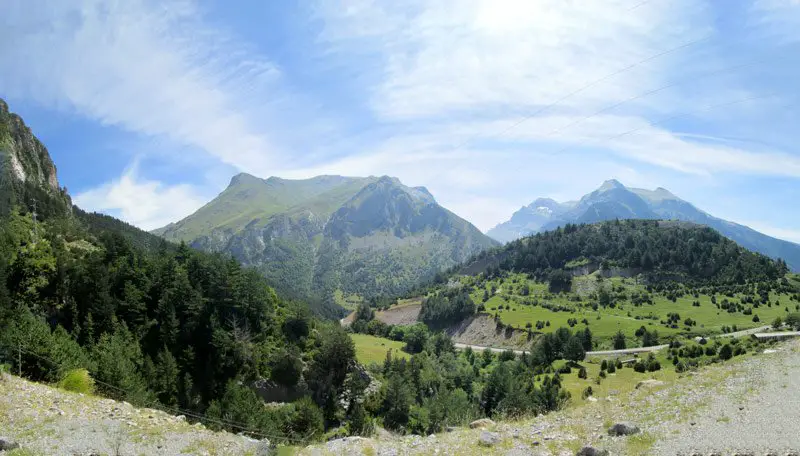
xmin=2 ymin=0 xmax=800 ymax=243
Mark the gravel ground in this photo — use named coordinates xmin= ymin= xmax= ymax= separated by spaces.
xmin=651 ymin=342 xmax=800 ymax=454
xmin=0 ymin=374 xmax=264 ymax=455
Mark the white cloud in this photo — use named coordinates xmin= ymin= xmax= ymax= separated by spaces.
xmin=4 ymin=0 xmax=800 ymax=235
xmin=0 ymin=0 xmax=283 ymax=175
xmin=74 ymin=167 xmax=207 ymax=231
xmin=316 ymin=0 xmax=712 ymax=120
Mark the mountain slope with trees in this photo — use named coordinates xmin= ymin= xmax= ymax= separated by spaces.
xmin=154 ymin=173 xmax=497 ymax=313
xmin=0 ymin=99 xmax=570 ymax=445
xmin=494 ymin=220 xmax=788 ymax=285
xmin=487 ymin=180 xmax=800 ymax=271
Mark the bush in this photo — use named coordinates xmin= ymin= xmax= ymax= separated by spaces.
xmin=704 ymin=345 xmax=717 ymax=356
xmin=718 ymin=344 xmax=733 ymax=361
xmin=615 ymin=359 xmax=622 ymax=369
xmin=647 ymin=359 xmax=661 ymax=372
xmin=577 ymin=367 xmax=587 ymax=379
xmin=633 ymin=362 xmax=647 ymax=373
xmin=600 ymin=360 xmax=608 ymax=371
xmin=598 ymin=370 xmax=607 ymax=379
xmin=607 ymin=363 xmax=616 ymax=374
xmin=557 ymin=365 xmax=572 ymax=374
xmin=581 ymin=386 xmax=593 ymax=399
xmin=58 ymin=368 xmax=95 ymax=394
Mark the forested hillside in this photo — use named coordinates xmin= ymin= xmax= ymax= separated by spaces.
xmin=0 ymin=99 xmax=570 ymax=444
xmin=488 ymin=180 xmax=800 ymax=271
xmin=481 ymin=220 xmax=787 ymax=285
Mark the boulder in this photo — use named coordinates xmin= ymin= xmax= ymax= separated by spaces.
xmin=0 ymin=437 xmax=20 ymax=451
xmin=469 ymin=418 xmax=496 ymax=429
xmin=478 ymin=431 xmax=501 ymax=447
xmin=576 ymin=447 xmax=609 ymax=456
xmin=254 ymin=439 xmax=272 ymax=456
xmin=608 ymin=422 xmax=640 ymax=436
xmin=635 ymin=379 xmax=665 ymax=389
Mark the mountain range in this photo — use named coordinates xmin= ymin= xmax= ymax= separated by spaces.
xmin=154 ymin=173 xmax=497 ymax=311
xmin=487 ymin=179 xmax=800 ymax=271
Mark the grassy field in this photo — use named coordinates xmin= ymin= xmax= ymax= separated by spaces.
xmin=351 ymin=333 xmax=409 ymax=365
xmin=333 ymin=289 xmax=364 ymax=312
xmin=463 ymin=272 xmax=799 ymax=349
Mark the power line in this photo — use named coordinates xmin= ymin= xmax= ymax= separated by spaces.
xmin=445 ymin=32 xmax=713 ymax=154
xmin=543 ymin=92 xmax=786 ymax=158
xmin=628 ymin=0 xmax=656 ymax=11
xmin=11 ymin=345 xmax=313 ymax=445
xmin=536 ymin=56 xmax=773 ymax=142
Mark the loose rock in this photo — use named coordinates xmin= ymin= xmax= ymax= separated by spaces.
xmin=0 ymin=437 xmax=20 ymax=451
xmin=469 ymin=418 xmax=496 ymax=429
xmin=635 ymin=379 xmax=666 ymax=389
xmin=478 ymin=431 xmax=501 ymax=447
xmin=576 ymin=447 xmax=609 ymax=456
xmin=607 ymin=422 xmax=641 ymax=436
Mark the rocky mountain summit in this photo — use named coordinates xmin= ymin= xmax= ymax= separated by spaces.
xmin=488 ymin=179 xmax=800 ymax=271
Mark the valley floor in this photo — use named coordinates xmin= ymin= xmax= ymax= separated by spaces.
xmin=302 ymin=338 xmax=800 ymax=455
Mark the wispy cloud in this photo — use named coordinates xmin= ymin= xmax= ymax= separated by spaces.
xmin=3 ymin=0 xmax=800 ymax=239
xmin=0 ymin=0 xmax=282 ymax=174
xmin=74 ymin=164 xmax=206 ymax=230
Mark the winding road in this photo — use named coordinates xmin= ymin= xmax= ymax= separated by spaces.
xmin=452 ymin=325 xmax=773 ymax=357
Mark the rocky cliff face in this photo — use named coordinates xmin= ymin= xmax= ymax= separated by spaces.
xmin=0 ymin=99 xmax=70 ymax=217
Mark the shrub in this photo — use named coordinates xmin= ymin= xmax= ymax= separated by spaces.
xmin=647 ymin=359 xmax=661 ymax=372
xmin=718 ymin=344 xmax=733 ymax=361
xmin=58 ymin=368 xmax=95 ymax=394
xmin=752 ymin=314 xmax=760 ymax=323
xmin=557 ymin=365 xmax=572 ymax=374
xmin=606 ymin=363 xmax=616 ymax=374
xmin=600 ymin=360 xmax=608 ymax=371
xmin=581 ymin=386 xmax=593 ymax=399
xmin=633 ymin=362 xmax=647 ymax=373
xmin=598 ymin=370 xmax=607 ymax=379
xmin=577 ymin=367 xmax=587 ymax=379
xmin=704 ymin=345 xmax=717 ymax=356
xmin=615 ymin=359 xmax=622 ymax=369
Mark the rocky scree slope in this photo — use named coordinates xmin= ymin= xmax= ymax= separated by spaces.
xmin=488 ymin=179 xmax=800 ymax=271
xmin=0 ymin=373 xmax=268 ymax=456
xmin=154 ymin=173 xmax=497 ymax=312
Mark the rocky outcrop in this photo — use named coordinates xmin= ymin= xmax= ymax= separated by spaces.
xmin=0 ymin=99 xmax=61 ymax=192
xmin=607 ymin=422 xmax=641 ymax=436
xmin=0 ymin=98 xmax=71 ymax=217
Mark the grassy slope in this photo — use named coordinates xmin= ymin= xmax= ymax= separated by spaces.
xmin=351 ymin=333 xmax=410 ymax=365
xmin=452 ymin=272 xmax=798 ymax=349
xmin=156 ymin=175 xmax=374 ymax=242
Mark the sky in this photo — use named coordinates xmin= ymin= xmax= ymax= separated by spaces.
xmin=1 ymin=0 xmax=800 ymax=243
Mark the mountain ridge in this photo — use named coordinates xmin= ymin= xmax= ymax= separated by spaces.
xmin=487 ymin=180 xmax=800 ymax=271
xmin=154 ymin=171 xmax=498 ymax=310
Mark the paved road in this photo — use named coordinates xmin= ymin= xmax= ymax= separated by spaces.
xmin=453 ymin=325 xmax=775 ymax=357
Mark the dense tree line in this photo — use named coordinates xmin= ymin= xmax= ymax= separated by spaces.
xmin=418 ymin=289 xmax=476 ymax=327
xmin=502 ymin=220 xmax=787 ymax=285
